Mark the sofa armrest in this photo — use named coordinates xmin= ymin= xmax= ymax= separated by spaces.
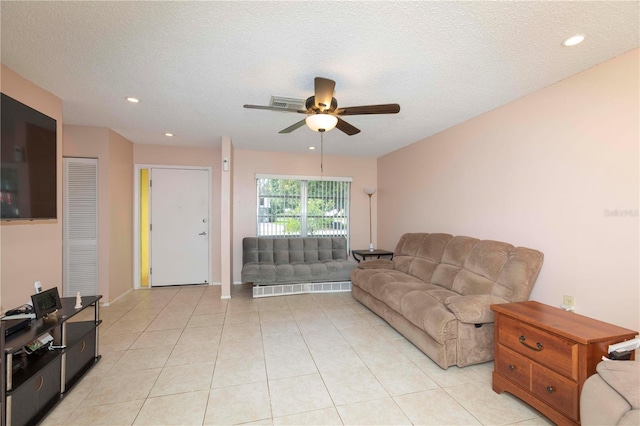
xmin=445 ymin=295 xmax=509 ymax=324
xmin=356 ymin=259 xmax=395 ymax=270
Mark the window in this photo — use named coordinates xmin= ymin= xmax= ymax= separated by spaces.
xmin=256 ymin=175 xmax=351 ymax=238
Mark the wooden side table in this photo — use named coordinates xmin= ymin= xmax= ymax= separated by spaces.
xmin=491 ymin=301 xmax=637 ymax=426
xmin=351 ymin=249 xmax=394 ymax=263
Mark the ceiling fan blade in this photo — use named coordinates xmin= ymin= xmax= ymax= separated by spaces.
xmin=244 ymin=104 xmax=306 ymax=113
xmin=314 ymin=77 xmax=336 ymax=112
xmin=335 ymin=103 xmax=400 ymax=116
xmin=336 ymin=117 xmax=361 ymax=136
xmin=279 ymin=119 xmax=307 ymax=134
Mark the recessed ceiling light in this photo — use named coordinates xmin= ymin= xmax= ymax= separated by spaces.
xmin=562 ymin=34 xmax=585 ymax=47
xmin=126 ymin=97 xmax=140 ymax=103
xmin=164 ymin=133 xmax=173 ymax=137
xmin=309 ymin=146 xmax=315 ymax=150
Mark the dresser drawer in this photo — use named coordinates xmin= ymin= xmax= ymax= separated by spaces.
xmin=498 ymin=315 xmax=577 ymax=379
xmin=533 ymin=363 xmax=579 ymax=421
xmin=496 ymin=344 xmax=532 ymax=391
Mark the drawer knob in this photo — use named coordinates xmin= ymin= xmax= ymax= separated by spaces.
xmin=519 ymin=335 xmax=543 ymax=351
xmin=509 ymin=364 xmax=515 ymax=371
xmin=546 ymin=386 xmax=554 ymax=394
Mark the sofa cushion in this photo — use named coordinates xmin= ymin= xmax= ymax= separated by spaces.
xmin=317 ymin=238 xmax=333 ymax=261
xmin=431 ymin=237 xmax=544 ymax=302
xmin=596 ymin=360 xmax=639 ymax=409
xmin=495 ymin=247 xmax=545 ymax=302
xmin=353 ymin=269 xmax=424 ymax=301
xmin=356 ymin=259 xmax=394 ymax=270
xmin=393 ymin=233 xmax=452 ymax=283
xmin=275 ymin=260 xmax=353 ymax=283
xmin=423 ymin=287 xmax=460 ymax=305
xmin=286 ymin=239 xmax=304 ymax=263
xmin=380 ymin=281 xmax=436 ymax=313
xmin=453 ymin=240 xmax=512 ymax=296
xmin=445 ymin=295 xmax=509 ymax=323
xmin=242 ymin=263 xmax=277 ymax=283
xmin=400 ymin=290 xmax=457 ymax=344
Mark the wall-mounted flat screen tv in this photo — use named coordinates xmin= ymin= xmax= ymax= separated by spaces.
xmin=1 ymin=93 xmax=57 ymax=220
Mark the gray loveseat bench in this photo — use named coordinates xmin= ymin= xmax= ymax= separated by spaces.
xmin=351 ymin=233 xmax=544 ymax=369
xmin=242 ymin=237 xmax=356 ymax=288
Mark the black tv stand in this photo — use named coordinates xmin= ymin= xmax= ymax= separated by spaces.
xmin=2 ymin=295 xmax=102 ymax=426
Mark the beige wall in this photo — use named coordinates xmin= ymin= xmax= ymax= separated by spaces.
xmin=220 ymin=137 xmax=233 ymax=298
xmin=133 ymin=144 xmax=222 ymax=284
xmin=108 ymin=130 xmax=134 ymax=300
xmin=0 ymin=65 xmax=63 ymax=311
xmin=62 ymin=126 xmax=133 ymax=303
xmin=232 ymin=149 xmax=378 ymax=282
xmin=377 ymin=49 xmax=639 ymax=330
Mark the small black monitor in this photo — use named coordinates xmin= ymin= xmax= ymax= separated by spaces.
xmin=31 ymin=287 xmax=62 ymax=319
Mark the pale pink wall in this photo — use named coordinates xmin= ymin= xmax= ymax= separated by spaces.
xmin=133 ymin=144 xmax=222 ymax=283
xmin=1 ymin=65 xmax=63 ymax=311
xmin=62 ymin=126 xmax=111 ymax=301
xmin=108 ymin=130 xmax=133 ymax=300
xmin=377 ymin=49 xmax=639 ymax=330
xmin=220 ymin=137 xmax=233 ymax=298
xmin=232 ymin=149 xmax=377 ymax=283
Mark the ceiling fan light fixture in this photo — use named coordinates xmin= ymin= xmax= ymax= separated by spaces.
xmin=305 ymin=114 xmax=338 ymax=132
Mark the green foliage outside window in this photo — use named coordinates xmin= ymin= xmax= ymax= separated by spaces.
xmin=257 ymin=177 xmax=349 ymax=237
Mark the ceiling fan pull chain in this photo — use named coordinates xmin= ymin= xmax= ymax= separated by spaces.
xmin=320 ymin=131 xmax=324 ymax=174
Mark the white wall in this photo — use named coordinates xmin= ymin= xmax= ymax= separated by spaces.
xmin=377 ymin=49 xmax=639 ymax=331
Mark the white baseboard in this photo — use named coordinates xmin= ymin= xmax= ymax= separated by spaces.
xmin=102 ymin=287 xmax=134 ymax=307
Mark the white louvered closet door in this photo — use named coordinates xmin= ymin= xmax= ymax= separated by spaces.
xmin=63 ymin=157 xmax=98 ymax=297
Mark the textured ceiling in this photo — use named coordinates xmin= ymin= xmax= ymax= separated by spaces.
xmin=1 ymin=1 xmax=638 ymax=158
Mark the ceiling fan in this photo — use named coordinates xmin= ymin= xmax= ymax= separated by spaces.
xmin=243 ymin=77 xmax=400 ymax=136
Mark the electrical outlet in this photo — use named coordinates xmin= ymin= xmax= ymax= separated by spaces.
xmin=562 ymin=295 xmax=575 ymax=311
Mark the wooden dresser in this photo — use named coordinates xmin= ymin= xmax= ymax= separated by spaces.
xmin=491 ymin=301 xmax=637 ymax=426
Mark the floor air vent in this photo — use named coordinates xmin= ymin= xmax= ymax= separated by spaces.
xmin=253 ymin=281 xmax=351 ymax=298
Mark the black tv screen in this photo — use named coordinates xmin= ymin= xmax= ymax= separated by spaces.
xmin=1 ymin=93 xmax=57 ymax=220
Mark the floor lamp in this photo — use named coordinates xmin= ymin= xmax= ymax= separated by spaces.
xmin=364 ymin=187 xmax=376 ymax=251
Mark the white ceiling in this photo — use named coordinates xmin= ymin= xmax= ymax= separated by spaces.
xmin=1 ymin=1 xmax=638 ymax=158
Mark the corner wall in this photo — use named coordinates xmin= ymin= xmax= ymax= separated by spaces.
xmin=107 ymin=130 xmax=134 ymax=300
xmin=377 ymin=49 xmax=639 ymax=330
xmin=62 ymin=125 xmax=134 ymax=303
xmin=0 ymin=65 xmax=63 ymax=311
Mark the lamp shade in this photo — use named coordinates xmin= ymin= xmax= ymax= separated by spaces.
xmin=306 ymin=114 xmax=338 ymax=132
xmin=364 ymin=187 xmax=376 ymax=195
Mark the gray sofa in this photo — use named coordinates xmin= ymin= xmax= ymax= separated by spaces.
xmin=580 ymin=360 xmax=639 ymax=425
xmin=351 ymin=233 xmax=544 ymax=369
xmin=241 ymin=237 xmax=356 ymax=286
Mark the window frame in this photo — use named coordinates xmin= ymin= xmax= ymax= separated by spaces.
xmin=255 ymin=174 xmax=352 ymax=242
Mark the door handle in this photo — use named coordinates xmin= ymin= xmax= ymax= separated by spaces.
xmin=199 ymin=232 xmax=207 ymax=236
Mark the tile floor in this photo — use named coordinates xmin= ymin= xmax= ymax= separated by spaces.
xmin=42 ymin=284 xmax=552 ymax=425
